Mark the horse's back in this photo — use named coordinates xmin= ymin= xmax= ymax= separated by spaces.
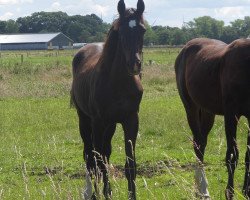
xmin=175 ymin=38 xmax=227 ymax=114
xmin=72 ymin=43 xmax=104 ymax=77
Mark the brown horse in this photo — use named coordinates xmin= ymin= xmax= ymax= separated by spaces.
xmin=175 ymin=37 xmax=250 ymax=199
xmin=71 ymin=0 xmax=145 ymax=199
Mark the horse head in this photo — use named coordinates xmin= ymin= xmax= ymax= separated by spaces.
xmin=117 ymin=0 xmax=146 ymax=75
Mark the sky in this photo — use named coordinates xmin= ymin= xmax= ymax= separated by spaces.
xmin=1 ymin=0 xmax=250 ymax=27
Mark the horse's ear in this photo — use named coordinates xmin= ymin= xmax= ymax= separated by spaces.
xmin=136 ymin=0 xmax=145 ymax=17
xmin=118 ymin=0 xmax=126 ymax=17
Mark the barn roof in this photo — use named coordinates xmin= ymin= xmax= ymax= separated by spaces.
xmin=0 ymin=32 xmax=72 ymax=44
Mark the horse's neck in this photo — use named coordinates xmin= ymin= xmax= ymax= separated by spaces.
xmin=100 ymin=30 xmax=118 ymax=69
xmin=99 ymin=35 xmax=129 ymax=84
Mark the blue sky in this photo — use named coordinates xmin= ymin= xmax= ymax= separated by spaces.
xmin=1 ymin=0 xmax=250 ymax=27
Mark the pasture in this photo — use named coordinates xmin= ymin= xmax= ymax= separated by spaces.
xmin=0 ymin=48 xmax=248 ymax=199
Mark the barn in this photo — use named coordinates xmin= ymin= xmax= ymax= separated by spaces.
xmin=0 ymin=32 xmax=74 ymax=51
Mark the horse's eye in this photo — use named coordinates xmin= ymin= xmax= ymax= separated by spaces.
xmin=141 ymin=27 xmax=146 ymax=34
xmin=139 ymin=25 xmax=146 ymax=34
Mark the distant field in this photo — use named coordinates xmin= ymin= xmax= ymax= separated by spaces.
xmin=0 ymin=48 xmax=248 ymax=199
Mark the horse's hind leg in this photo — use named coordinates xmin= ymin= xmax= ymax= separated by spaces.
xmin=243 ymin=118 xmax=250 ymax=198
xmin=186 ymin=106 xmax=215 ymax=199
xmin=77 ymin=110 xmax=95 ymax=199
xmin=224 ymin=112 xmax=239 ymax=200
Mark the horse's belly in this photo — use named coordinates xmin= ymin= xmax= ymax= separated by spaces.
xmin=191 ymin=93 xmax=224 ymax=115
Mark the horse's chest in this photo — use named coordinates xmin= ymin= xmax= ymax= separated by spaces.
xmin=96 ymin=89 xmax=142 ymax=122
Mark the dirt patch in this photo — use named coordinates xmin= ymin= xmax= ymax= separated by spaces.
xmin=27 ymin=159 xmax=197 ymax=180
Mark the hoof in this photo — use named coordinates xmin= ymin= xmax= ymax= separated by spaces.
xmin=91 ymin=193 xmax=97 ymax=200
xmin=104 ymin=182 xmax=112 ymax=200
xmin=195 ymin=192 xmax=210 ymax=200
xmin=104 ymin=189 xmax=112 ymax=200
xmin=243 ymin=188 xmax=250 ymax=199
xmin=128 ymin=191 xmax=136 ymax=200
xmin=225 ymin=188 xmax=234 ymax=200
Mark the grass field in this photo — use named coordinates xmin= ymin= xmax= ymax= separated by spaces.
xmin=0 ymin=48 xmax=249 ymax=199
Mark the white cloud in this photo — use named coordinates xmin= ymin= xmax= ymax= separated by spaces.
xmin=20 ymin=0 xmax=33 ymax=3
xmin=0 ymin=0 xmax=18 ymax=5
xmin=93 ymin=4 xmax=110 ymax=17
xmin=2 ymin=0 xmax=250 ymax=27
xmin=0 ymin=0 xmax=32 ymax=4
xmin=51 ymin=2 xmax=61 ymax=10
xmin=0 ymin=12 xmax=14 ymax=20
xmin=215 ymin=6 xmax=247 ymax=18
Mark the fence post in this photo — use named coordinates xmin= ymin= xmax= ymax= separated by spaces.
xmin=21 ymin=54 xmax=24 ymax=64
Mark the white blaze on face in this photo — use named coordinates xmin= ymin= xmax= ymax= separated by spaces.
xmin=129 ymin=20 xmax=136 ymax=28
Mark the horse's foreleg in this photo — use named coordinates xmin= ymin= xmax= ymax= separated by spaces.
xmin=224 ymin=114 xmax=239 ymax=200
xmin=243 ymin=118 xmax=250 ymax=198
xmin=122 ymin=113 xmax=139 ymax=200
xmin=102 ymin=124 xmax=116 ymax=199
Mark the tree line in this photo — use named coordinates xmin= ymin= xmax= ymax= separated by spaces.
xmin=0 ymin=12 xmax=110 ymax=43
xmin=1 ymin=11 xmax=250 ymax=45
xmin=145 ymin=16 xmax=250 ymax=45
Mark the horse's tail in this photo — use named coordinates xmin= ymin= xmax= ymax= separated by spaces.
xmin=70 ymin=89 xmax=75 ymax=108
xmin=174 ymin=46 xmax=192 ymax=108
xmin=70 ymin=51 xmax=85 ymax=109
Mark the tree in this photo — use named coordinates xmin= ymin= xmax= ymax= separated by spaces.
xmin=5 ymin=20 xmax=19 ymax=33
xmin=0 ymin=21 xmax=7 ymax=33
xmin=4 ymin=12 xmax=250 ymax=45
xmin=241 ymin=16 xmax=250 ymax=37
xmin=143 ymin=21 xmax=157 ymax=45
xmin=220 ymin=26 xmax=238 ymax=43
xmin=152 ymin=26 xmax=171 ymax=45
xmin=170 ymin=27 xmax=186 ymax=45
xmin=191 ymin=16 xmax=224 ymax=39
xmin=230 ymin=19 xmax=244 ymax=37
xmin=16 ymin=17 xmax=31 ymax=33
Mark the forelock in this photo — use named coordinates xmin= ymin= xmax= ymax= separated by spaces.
xmin=112 ymin=8 xmax=144 ymax=31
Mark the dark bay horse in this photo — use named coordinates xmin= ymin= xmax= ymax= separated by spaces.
xmin=175 ymin=37 xmax=250 ymax=199
xmin=71 ymin=0 xmax=145 ymax=199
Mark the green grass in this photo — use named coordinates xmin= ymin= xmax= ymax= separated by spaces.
xmin=0 ymin=48 xmax=249 ymax=199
